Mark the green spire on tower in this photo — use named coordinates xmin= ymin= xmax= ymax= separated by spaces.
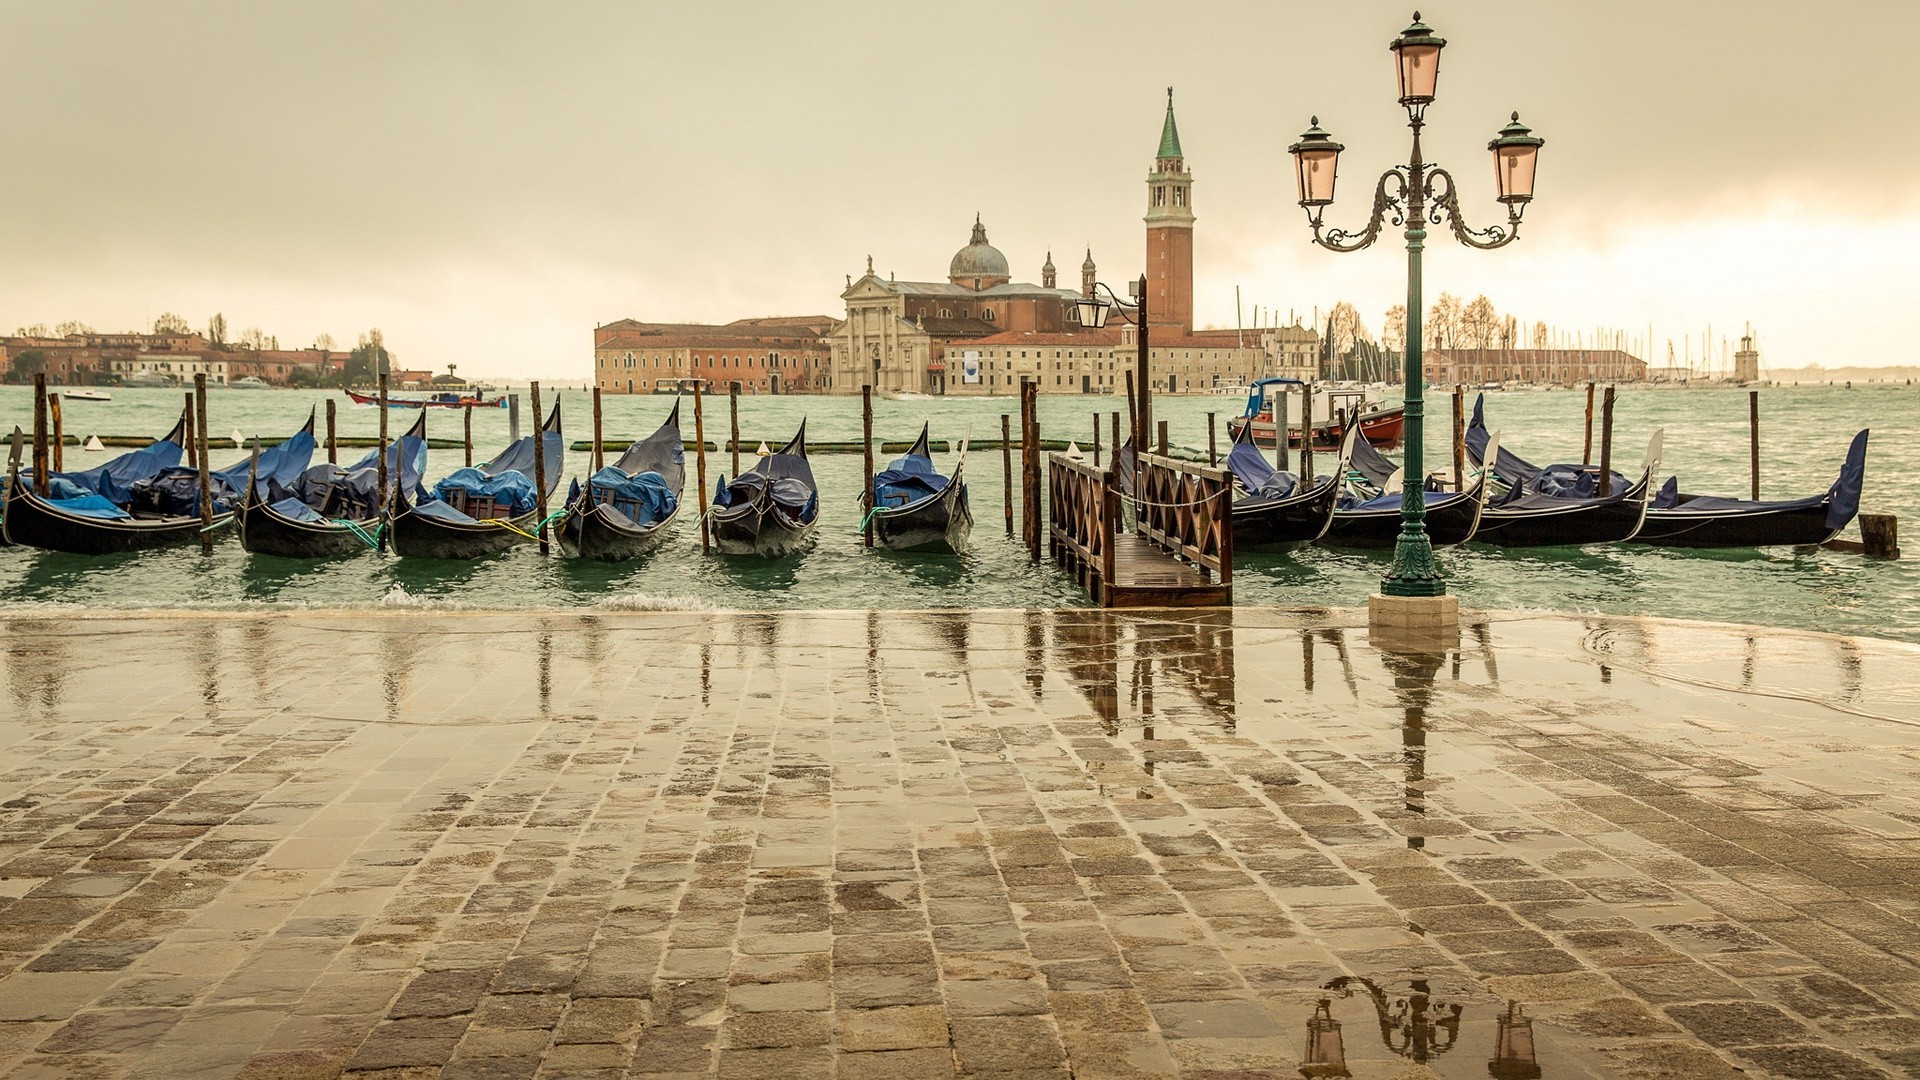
xmin=1157 ymin=87 xmax=1182 ymax=160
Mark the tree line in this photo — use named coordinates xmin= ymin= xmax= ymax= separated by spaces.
xmin=6 ymin=314 xmax=399 ymax=388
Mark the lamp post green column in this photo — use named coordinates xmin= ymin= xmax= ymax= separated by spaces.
xmin=1287 ymin=12 xmax=1545 ymax=616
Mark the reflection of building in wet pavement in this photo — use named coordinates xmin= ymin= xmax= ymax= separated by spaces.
xmin=0 ymin=609 xmax=1917 ymax=1078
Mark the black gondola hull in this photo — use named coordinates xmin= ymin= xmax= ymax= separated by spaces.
xmin=1231 ymin=477 xmax=1338 ymax=547
xmin=1631 ymin=502 xmax=1840 ymax=549
xmin=874 ymin=482 xmax=972 ymax=554
xmin=710 ymin=505 xmax=817 ymax=557
xmin=1472 ymin=479 xmax=1650 ymax=548
xmin=236 ymin=494 xmax=375 ymax=559
xmin=389 ymin=502 xmax=537 ymax=559
xmin=558 ymin=503 xmax=679 ymax=561
xmin=1323 ymin=490 xmax=1484 ymax=548
xmin=3 ymin=475 xmax=228 ymax=554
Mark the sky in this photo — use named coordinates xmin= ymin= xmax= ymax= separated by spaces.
xmin=1 ymin=1 xmax=1913 ymax=378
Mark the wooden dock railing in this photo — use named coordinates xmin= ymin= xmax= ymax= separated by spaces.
xmin=1135 ymin=452 xmax=1234 ymax=588
xmin=1048 ymin=453 xmax=1118 ymax=604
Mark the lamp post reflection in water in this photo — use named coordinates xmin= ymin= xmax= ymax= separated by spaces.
xmin=1312 ymin=977 xmax=1462 ymax=1069
xmin=1379 ymin=646 xmax=1446 ymax=850
xmin=1490 ymin=1001 xmax=1542 ymax=1079
xmin=1300 ymin=998 xmax=1349 ymax=1078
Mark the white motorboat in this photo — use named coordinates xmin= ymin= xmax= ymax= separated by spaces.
xmin=57 ymin=388 xmax=111 ymax=401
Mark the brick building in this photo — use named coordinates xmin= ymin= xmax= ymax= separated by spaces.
xmin=1428 ymin=348 xmax=1648 ymax=385
xmin=593 ymin=317 xmax=836 ymax=395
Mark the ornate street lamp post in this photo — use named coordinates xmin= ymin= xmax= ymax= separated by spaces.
xmin=1076 ymin=275 xmax=1151 ymax=452
xmin=1289 ymin=12 xmax=1543 ymax=603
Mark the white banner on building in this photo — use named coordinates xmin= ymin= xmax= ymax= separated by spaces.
xmin=962 ymin=350 xmax=981 ymax=384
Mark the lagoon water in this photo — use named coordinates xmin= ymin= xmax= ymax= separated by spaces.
xmin=0 ymin=383 xmax=1914 ymax=642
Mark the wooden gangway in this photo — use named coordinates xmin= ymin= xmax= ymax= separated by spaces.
xmin=1048 ymin=451 xmax=1232 ymax=607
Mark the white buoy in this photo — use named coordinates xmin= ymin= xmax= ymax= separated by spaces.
xmin=83 ymin=435 xmax=105 ymax=452
xmin=1066 ymin=440 xmax=1084 ymax=460
xmin=231 ymin=429 xmax=245 ymax=448
xmin=755 ymin=441 xmax=771 ymax=457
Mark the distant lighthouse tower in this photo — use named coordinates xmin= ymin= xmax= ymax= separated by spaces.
xmin=1733 ymin=326 xmax=1760 ymax=384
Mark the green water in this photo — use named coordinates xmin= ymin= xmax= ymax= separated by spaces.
xmin=1 ymin=383 xmax=1915 ymax=642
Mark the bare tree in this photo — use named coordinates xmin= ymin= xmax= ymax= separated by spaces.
xmin=1327 ymin=301 xmax=1370 ymax=355
xmin=1460 ymin=295 xmax=1499 ymax=350
xmin=1382 ymin=305 xmax=1406 ymax=352
xmin=1427 ymin=293 xmax=1463 ymax=348
xmin=1499 ymin=314 xmax=1519 ymax=351
xmin=206 ymin=312 xmax=227 ymax=346
xmin=53 ymin=320 xmax=92 ymax=337
xmin=152 ymin=312 xmax=191 ymax=335
xmin=1532 ymin=320 xmax=1549 ymax=350
xmin=313 ymin=333 xmax=335 ymax=351
xmin=14 ymin=324 xmax=50 ymax=338
xmin=238 ymin=327 xmax=267 ymax=350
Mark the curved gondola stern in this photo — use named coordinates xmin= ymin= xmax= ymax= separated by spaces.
xmin=1826 ymin=429 xmax=1869 ymax=532
xmin=908 ymin=422 xmax=932 ymax=462
xmin=779 ymin=419 xmax=808 ymax=458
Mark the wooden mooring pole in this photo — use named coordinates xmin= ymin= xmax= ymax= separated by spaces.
xmin=729 ymin=380 xmax=742 ymax=477
xmin=31 ymin=375 xmax=48 ymax=494
xmin=1157 ymin=419 xmax=1169 ymax=456
xmin=1110 ymin=412 xmax=1121 ymax=461
xmin=1092 ymin=414 xmax=1101 ymax=467
xmin=1582 ymin=381 xmax=1596 ymax=463
xmin=591 ymin=386 xmax=604 ymax=472
xmin=183 ymin=392 xmax=197 ymax=470
xmin=462 ymin=403 xmax=473 ymax=467
xmin=1000 ymin=413 xmax=1013 ymax=536
xmin=861 ymin=385 xmax=874 ymax=548
xmin=1299 ymin=384 xmax=1314 ymax=487
xmin=48 ymin=393 xmax=62 ymax=472
xmin=530 ymin=381 xmax=548 ymax=556
xmin=1207 ymin=412 xmax=1217 ymax=465
xmin=1452 ymin=385 xmax=1466 ymax=492
xmin=1749 ymin=389 xmax=1761 ymax=500
xmin=694 ymin=383 xmax=709 ymax=552
xmin=1598 ymin=385 xmax=1616 ymax=498
xmin=325 ymin=398 xmax=338 ymax=464
xmin=194 ymin=374 xmax=213 ymax=554
xmin=376 ymin=374 xmax=389 ymax=551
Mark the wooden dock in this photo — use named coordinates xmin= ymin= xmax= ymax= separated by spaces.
xmin=1049 ymin=451 xmax=1232 ymax=607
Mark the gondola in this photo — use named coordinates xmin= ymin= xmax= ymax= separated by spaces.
xmin=557 ymin=402 xmax=685 ymax=561
xmin=237 ymin=412 xmax=429 ymax=559
xmin=389 ymin=398 xmax=564 ymax=560
xmin=708 ymin=421 xmax=819 ymax=557
xmin=862 ymin=423 xmax=971 ymax=554
xmin=1320 ymin=428 xmax=1489 ymax=548
xmin=3 ymin=409 xmax=316 ymax=556
xmin=1223 ymin=420 xmax=1353 ymax=547
xmin=1631 ymin=429 xmax=1868 ymax=548
xmin=1466 ymin=395 xmax=1660 ymax=548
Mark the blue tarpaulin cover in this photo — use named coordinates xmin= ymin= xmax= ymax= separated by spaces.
xmin=1226 ymin=437 xmax=1298 ymax=501
xmin=1467 ymin=395 xmax=1628 ymax=496
xmin=44 ymin=493 xmax=132 ymax=520
xmin=871 ymin=430 xmax=949 ymax=509
xmin=34 ymin=436 xmax=183 ymax=506
xmin=129 ymin=425 xmax=317 ymax=516
xmin=267 ymin=497 xmax=326 ymax=524
xmin=433 ymin=467 xmax=539 ymax=516
xmin=284 ymin=429 xmax=428 ymax=520
xmin=584 ymin=466 xmax=678 ymax=525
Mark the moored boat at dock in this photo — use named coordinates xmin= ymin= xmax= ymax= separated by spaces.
xmin=388 ymin=399 xmax=564 ymax=559
xmin=863 ymin=423 xmax=972 ymax=554
xmin=557 ymin=403 xmax=685 ymax=561
xmin=709 ymin=421 xmax=819 ymax=557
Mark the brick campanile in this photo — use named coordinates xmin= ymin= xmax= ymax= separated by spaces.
xmin=1144 ymin=87 xmax=1194 ymax=332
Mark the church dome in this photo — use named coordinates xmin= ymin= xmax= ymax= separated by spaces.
xmin=949 ymin=216 xmax=1010 ymax=287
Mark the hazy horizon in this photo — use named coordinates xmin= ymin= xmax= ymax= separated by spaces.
xmin=2 ymin=1 xmax=1912 ymax=378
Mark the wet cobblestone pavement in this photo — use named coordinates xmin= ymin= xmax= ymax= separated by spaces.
xmin=1 ymin=608 xmax=1918 ymax=1079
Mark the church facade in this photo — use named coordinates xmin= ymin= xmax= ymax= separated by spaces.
xmin=598 ymin=94 xmax=1318 ymax=397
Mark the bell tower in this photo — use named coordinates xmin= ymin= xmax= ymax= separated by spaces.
xmin=1145 ymin=87 xmax=1194 ymax=332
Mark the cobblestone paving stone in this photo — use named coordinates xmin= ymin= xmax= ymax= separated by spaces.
xmin=0 ymin=608 xmax=1917 ymax=1078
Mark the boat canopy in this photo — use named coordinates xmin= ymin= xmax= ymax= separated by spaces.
xmin=31 ymin=409 xmax=189 ymax=506
xmin=128 ymin=419 xmax=317 ymax=516
xmin=1226 ymin=424 xmax=1298 ymax=500
xmin=1238 ymin=377 xmax=1308 ymax=419
xmin=872 ymin=425 xmax=949 ymax=509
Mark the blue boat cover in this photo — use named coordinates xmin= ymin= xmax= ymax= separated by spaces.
xmin=412 ymin=498 xmax=488 ymax=525
xmin=477 ymin=429 xmax=566 ymax=494
xmin=433 ymin=467 xmax=539 ymax=516
xmin=583 ymin=466 xmax=678 ymax=525
xmin=37 ymin=436 xmax=183 ymax=506
xmin=1648 ymin=429 xmax=1868 ymax=532
xmin=286 ymin=430 xmax=429 ymax=520
xmin=268 ymin=496 xmax=327 ymax=524
xmin=1347 ymin=430 xmax=1402 ymax=488
xmin=1226 ymin=437 xmax=1298 ymax=500
xmin=1468 ymin=395 xmax=1628 ymax=495
xmin=717 ymin=424 xmax=818 ymax=523
xmin=1338 ymin=489 xmax=1462 ymax=512
xmin=45 ymin=493 xmax=132 ymax=520
xmin=128 ymin=425 xmax=317 ymax=516
xmin=872 ymin=431 xmax=950 ymax=509
xmin=1237 ymin=376 xmax=1307 ymax=420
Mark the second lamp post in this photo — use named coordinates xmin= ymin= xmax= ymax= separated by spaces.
xmin=1288 ymin=11 xmax=1544 ymax=602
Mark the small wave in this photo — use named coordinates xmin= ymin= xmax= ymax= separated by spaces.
xmin=594 ymin=592 xmax=719 ymax=612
